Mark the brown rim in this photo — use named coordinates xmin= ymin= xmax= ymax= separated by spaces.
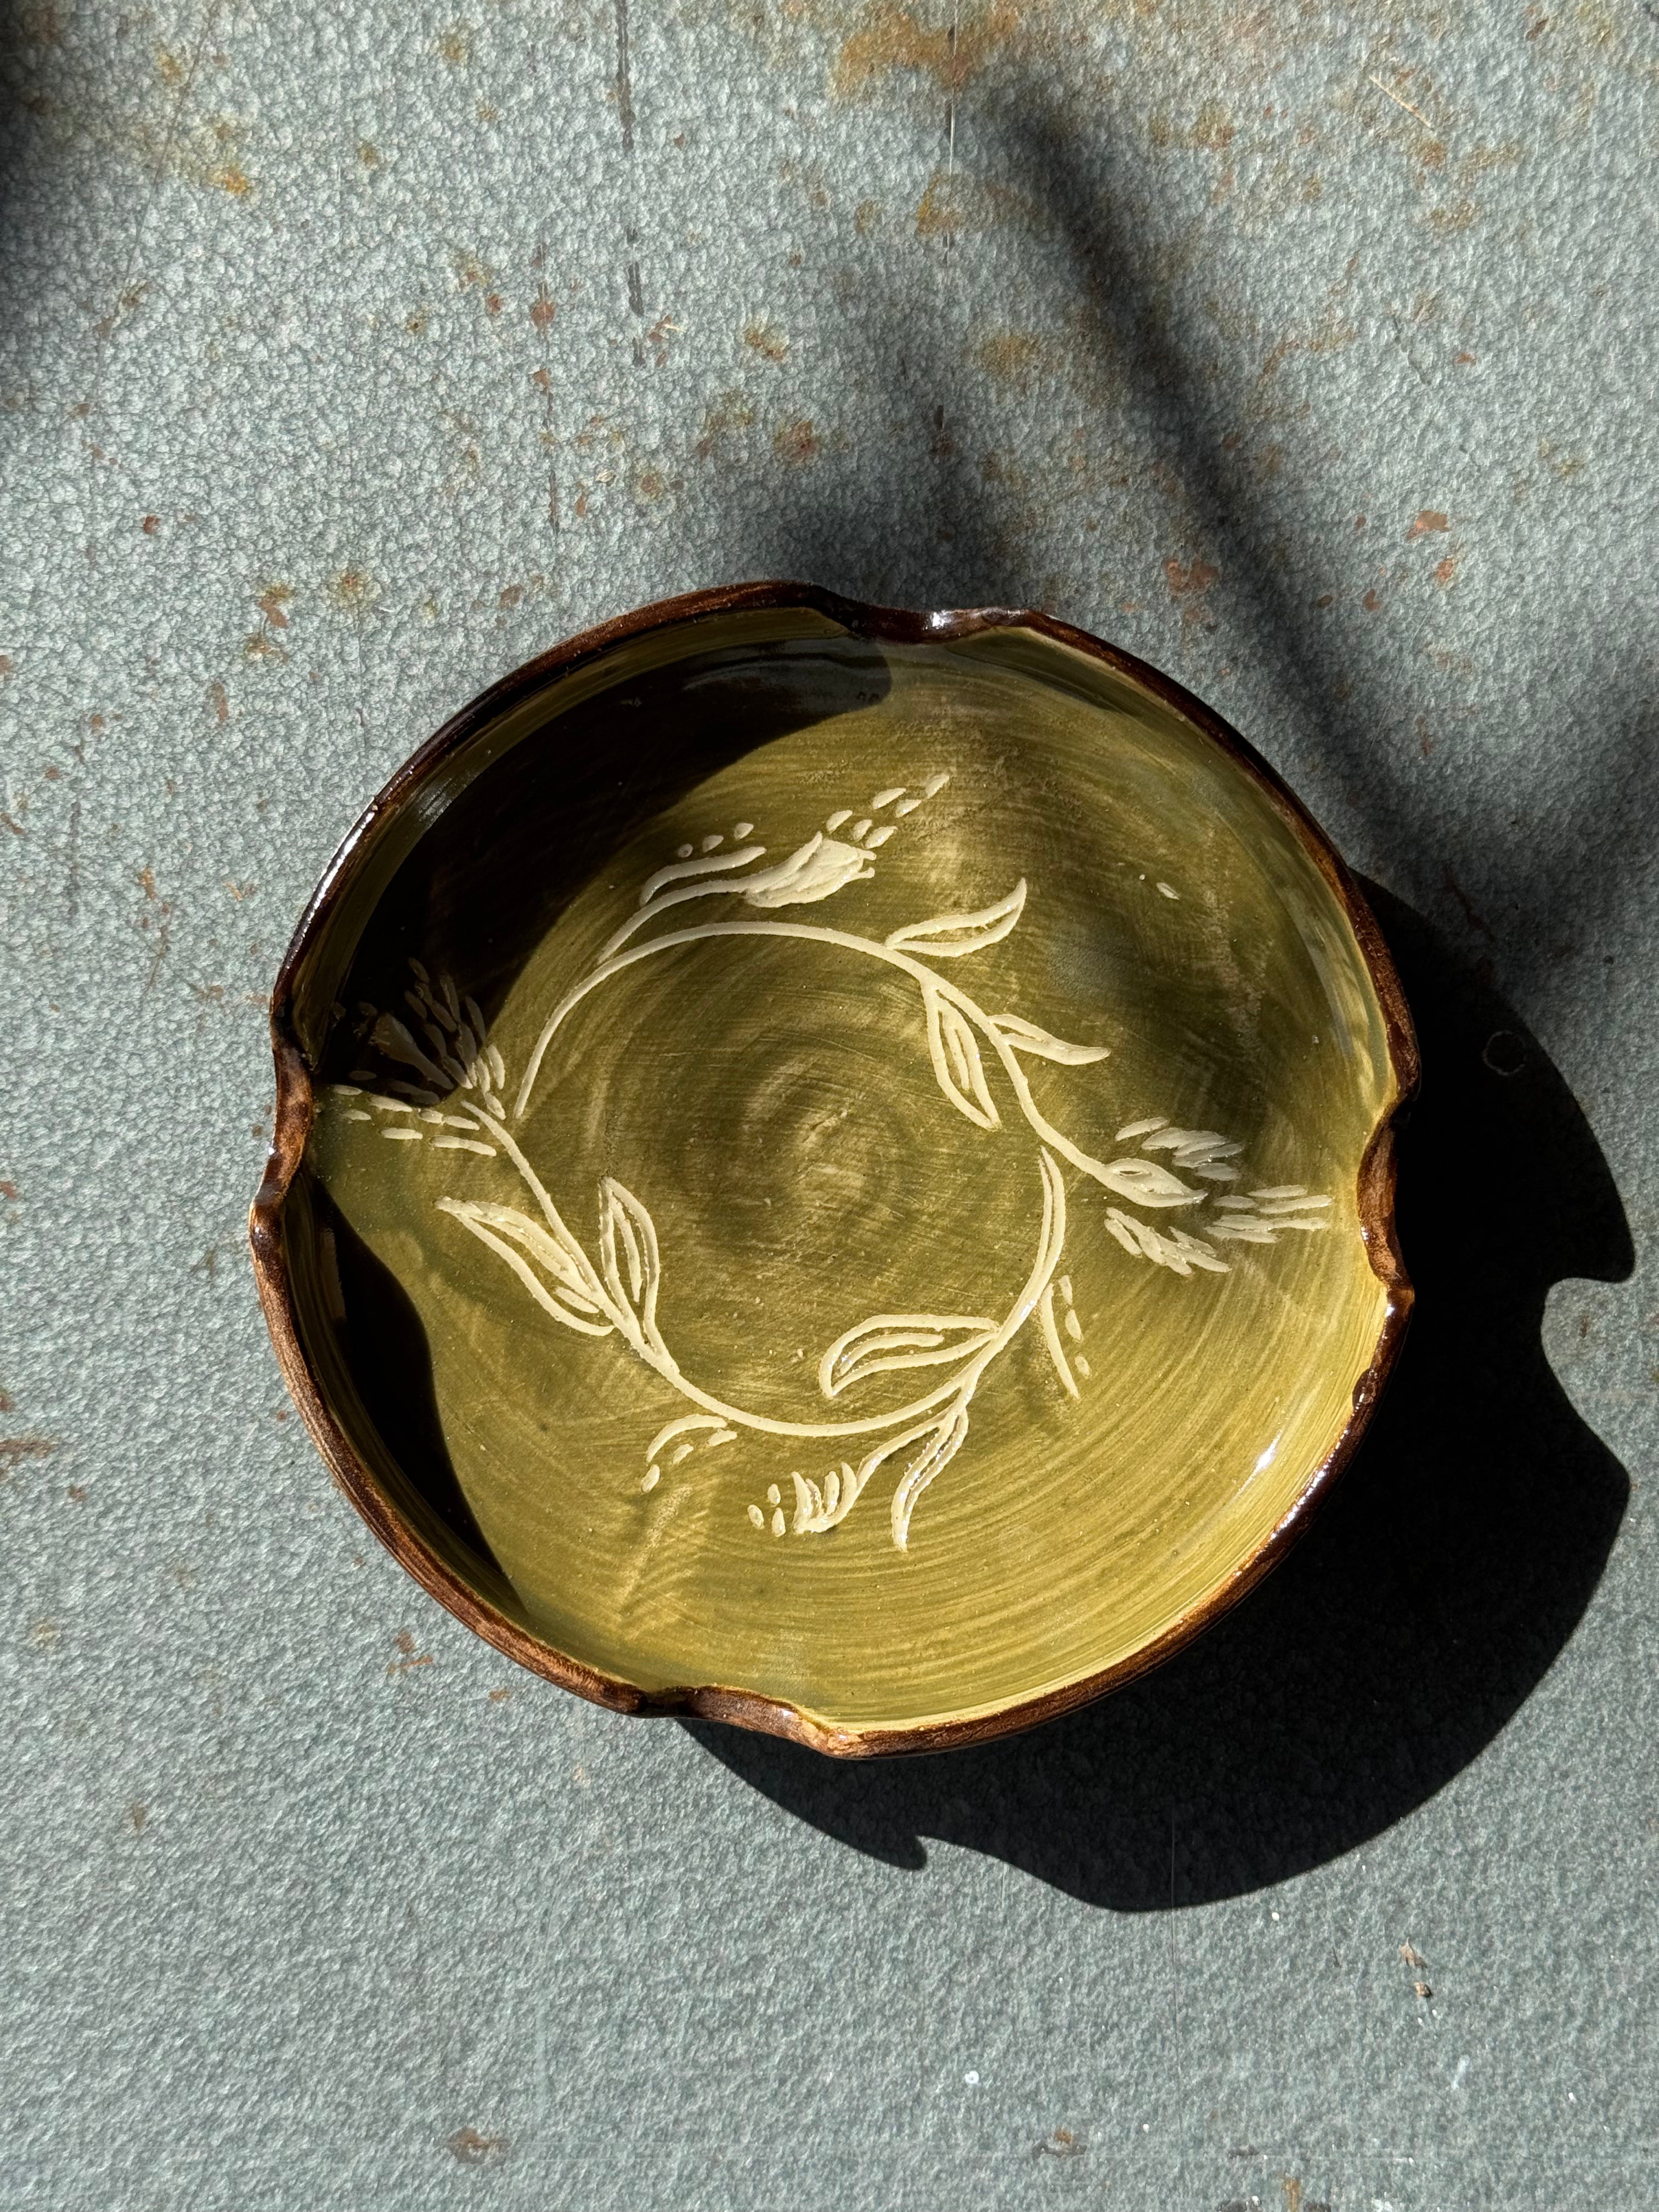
xmin=249 ymin=582 xmax=1419 ymax=1758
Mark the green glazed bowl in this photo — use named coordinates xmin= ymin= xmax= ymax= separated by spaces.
xmin=251 ymin=584 xmax=1416 ymax=1754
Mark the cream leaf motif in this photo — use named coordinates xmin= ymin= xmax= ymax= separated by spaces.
xmin=818 ymin=1313 xmax=1000 ymax=1401
xmin=878 ymin=1406 xmax=973 ymax=1551
xmin=597 ymin=1176 xmax=667 ymax=1357
xmin=739 ymin=833 xmax=873 ymax=909
xmin=436 ymin=1199 xmax=616 ymax=1337
xmin=1093 ymin=1155 xmax=1205 ymax=1208
xmin=884 ymin=878 xmax=1027 ymax=958
xmin=924 ymin=983 xmax=1001 ymax=1130
xmin=988 ymin=1013 xmax=1110 ymax=1065
xmin=335 ymin=776 xmax=1334 ymax=1551
xmin=788 ymin=1461 xmax=864 ymax=1534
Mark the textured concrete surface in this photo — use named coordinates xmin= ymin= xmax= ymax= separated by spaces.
xmin=2 ymin=4 xmax=1655 ymax=2207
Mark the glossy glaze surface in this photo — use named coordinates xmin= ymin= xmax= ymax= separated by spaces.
xmin=256 ymin=591 xmax=1414 ymax=1749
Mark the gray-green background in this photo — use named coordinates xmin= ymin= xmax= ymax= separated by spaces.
xmin=2 ymin=3 xmax=1654 ymax=2207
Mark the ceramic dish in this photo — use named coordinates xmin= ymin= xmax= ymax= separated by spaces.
xmin=250 ymin=584 xmax=1417 ymax=1755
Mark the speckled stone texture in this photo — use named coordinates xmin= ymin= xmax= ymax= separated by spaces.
xmin=1 ymin=4 xmax=1654 ymax=2208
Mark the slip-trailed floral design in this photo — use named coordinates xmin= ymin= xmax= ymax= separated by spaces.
xmin=328 ymin=771 xmax=1330 ymax=1550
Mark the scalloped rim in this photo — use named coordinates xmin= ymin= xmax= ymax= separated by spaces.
xmin=249 ymin=581 xmax=1419 ymax=1758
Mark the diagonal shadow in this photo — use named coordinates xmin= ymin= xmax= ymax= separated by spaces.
xmin=968 ymin=100 xmax=1659 ymax=1011
xmin=729 ymin=92 xmax=1658 ymax=1015
xmin=0 ymin=0 xmax=59 ymax=317
xmin=680 ymin=82 xmax=1641 ymax=1899
xmin=0 ymin=3 xmax=27 ymax=311
xmin=685 ymin=885 xmax=1632 ymax=1903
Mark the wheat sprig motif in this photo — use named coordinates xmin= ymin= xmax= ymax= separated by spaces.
xmin=328 ymin=772 xmax=1331 ymax=1550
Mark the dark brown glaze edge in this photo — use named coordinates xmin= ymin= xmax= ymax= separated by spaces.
xmin=249 ymin=580 xmax=1419 ymax=1760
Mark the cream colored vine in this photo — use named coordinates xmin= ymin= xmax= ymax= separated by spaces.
xmin=329 ymin=774 xmax=1330 ymax=1550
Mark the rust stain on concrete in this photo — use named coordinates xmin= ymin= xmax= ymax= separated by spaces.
xmin=0 ymin=1435 xmax=57 ymax=1467
xmin=326 ymin=569 xmax=380 ymax=618
xmin=772 ymin=417 xmax=821 ymax=465
xmin=1164 ymin=557 xmax=1219 ymax=599
xmin=695 ymin=390 xmax=754 ymax=461
xmin=973 ymin=328 xmax=1048 ymax=390
xmin=1149 ymin=97 xmax=1235 ymax=152
xmin=387 ymin=1629 xmax=433 ymax=1679
xmin=245 ymin=583 xmax=292 ymax=661
xmin=915 ymin=169 xmax=1045 ymax=239
xmin=447 ymin=2128 xmax=508 ymax=2165
xmin=834 ymin=1 xmax=1022 ymax=97
xmin=743 ymin=320 xmax=789 ymax=362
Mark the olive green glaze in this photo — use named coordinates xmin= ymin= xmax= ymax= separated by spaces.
xmin=253 ymin=588 xmax=1415 ymax=1754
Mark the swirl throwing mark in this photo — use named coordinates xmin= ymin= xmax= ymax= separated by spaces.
xmin=333 ymin=778 xmax=1330 ymax=1549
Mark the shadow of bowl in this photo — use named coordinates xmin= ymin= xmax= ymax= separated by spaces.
xmin=684 ymin=883 xmax=1633 ymax=1904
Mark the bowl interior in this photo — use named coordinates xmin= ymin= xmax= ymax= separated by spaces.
xmin=277 ymin=603 xmax=1404 ymax=1742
